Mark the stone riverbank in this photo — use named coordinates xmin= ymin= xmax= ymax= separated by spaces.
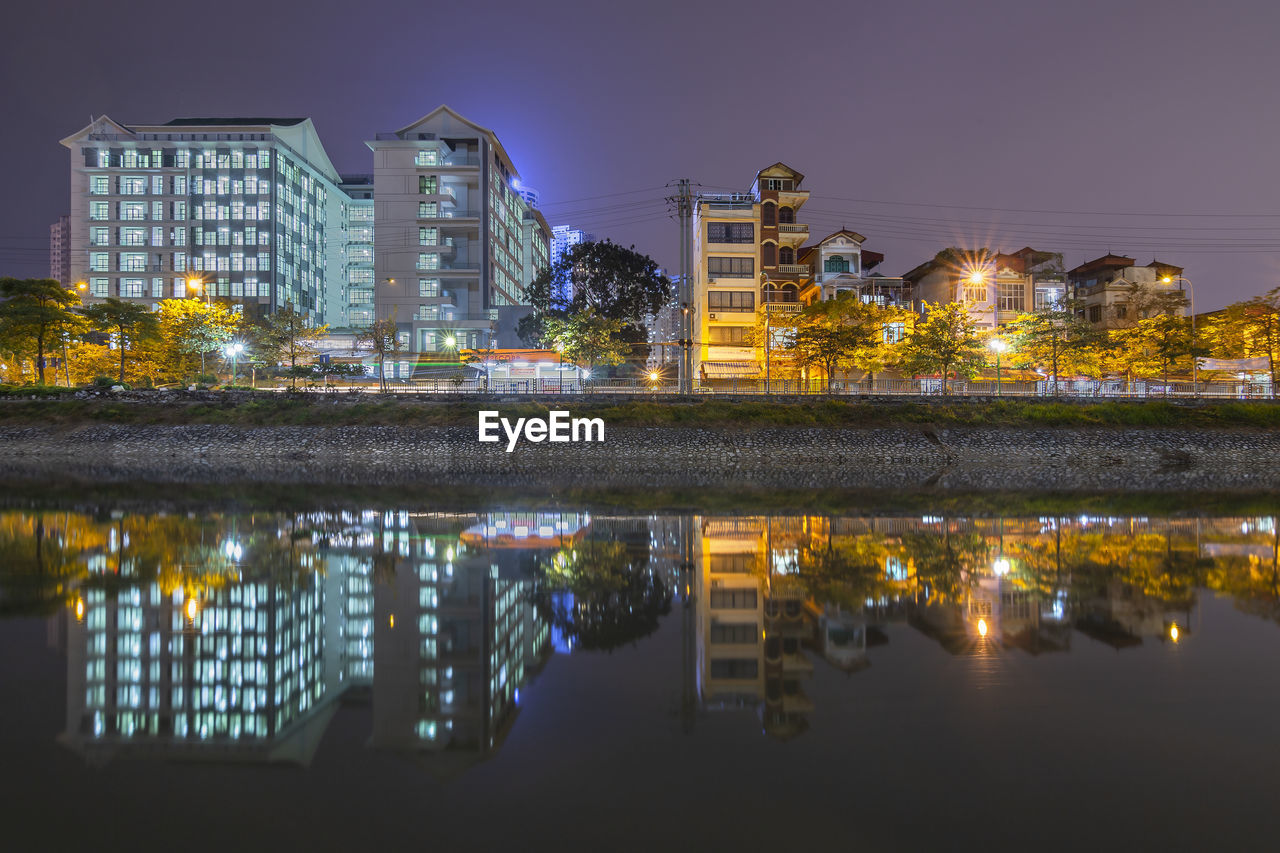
xmin=0 ymin=422 xmax=1277 ymax=492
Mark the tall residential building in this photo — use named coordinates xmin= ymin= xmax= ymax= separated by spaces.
xmin=337 ymin=174 xmax=375 ymax=329
xmin=1067 ymin=254 xmax=1187 ymax=328
xmin=548 ymin=225 xmax=592 ymax=304
xmin=368 ymin=106 xmax=550 ymax=365
xmin=60 ymin=116 xmax=344 ymax=324
xmin=693 ymin=162 xmax=814 ymax=385
xmin=49 ymin=214 xmax=70 ymax=286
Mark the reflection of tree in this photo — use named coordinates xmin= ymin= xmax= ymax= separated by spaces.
xmin=1069 ymin=530 xmax=1203 ymax=605
xmin=795 ymin=535 xmax=903 ymax=611
xmin=1205 ymin=522 xmax=1280 ymax=624
xmin=532 ymin=539 xmax=671 ymax=651
xmin=0 ymin=514 xmax=86 ymax=615
xmin=902 ymin=525 xmax=990 ymax=604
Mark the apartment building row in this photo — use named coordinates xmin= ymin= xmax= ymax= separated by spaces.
xmin=692 ymin=162 xmax=1191 ymax=382
xmin=56 ymin=106 xmax=552 ymax=364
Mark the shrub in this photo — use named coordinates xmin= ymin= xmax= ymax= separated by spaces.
xmin=92 ymin=375 xmax=115 ymax=388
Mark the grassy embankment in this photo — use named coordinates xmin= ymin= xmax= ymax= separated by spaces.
xmin=0 ymin=393 xmax=1279 ymax=429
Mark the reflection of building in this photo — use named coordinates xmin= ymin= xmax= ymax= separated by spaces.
xmin=62 ymin=573 xmax=337 ymax=764
xmin=693 ymin=515 xmax=817 ymax=739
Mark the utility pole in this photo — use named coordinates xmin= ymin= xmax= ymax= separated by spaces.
xmin=674 ymin=179 xmax=695 ymax=394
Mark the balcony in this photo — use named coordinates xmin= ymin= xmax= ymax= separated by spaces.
xmin=419 ymin=208 xmax=481 ymax=221
xmin=776 ymin=263 xmax=810 ymax=277
xmin=776 ymin=222 xmax=808 ymax=247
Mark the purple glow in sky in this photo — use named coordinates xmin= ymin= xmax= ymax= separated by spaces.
xmin=3 ymin=0 xmax=1279 ymax=308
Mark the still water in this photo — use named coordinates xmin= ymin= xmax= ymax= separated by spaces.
xmin=3 ymin=501 xmax=1280 ymax=849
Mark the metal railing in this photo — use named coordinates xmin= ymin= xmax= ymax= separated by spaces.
xmin=274 ymin=376 xmax=1277 ymax=399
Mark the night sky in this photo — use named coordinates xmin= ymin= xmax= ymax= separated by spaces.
xmin=3 ymin=0 xmax=1279 ymax=309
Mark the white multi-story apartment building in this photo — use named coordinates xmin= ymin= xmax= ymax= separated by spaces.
xmin=60 ymin=116 xmax=344 ymax=324
xmin=367 ymin=106 xmax=551 ymax=366
xmin=337 ymin=174 xmax=375 ymax=329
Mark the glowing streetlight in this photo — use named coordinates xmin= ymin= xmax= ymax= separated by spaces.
xmin=444 ymin=335 xmax=457 ymax=349
xmin=977 ymin=618 xmax=989 ymax=638
xmin=648 ymin=371 xmax=659 ymax=382
xmin=225 ymin=342 xmax=245 ymax=384
xmin=967 ymin=269 xmax=987 ymax=285
xmin=186 ymin=277 xmax=209 ymax=306
xmin=989 ymin=337 xmax=1009 ymax=397
xmin=74 ymin=596 xmax=85 ymax=621
xmin=993 ymin=557 xmax=1010 ymax=576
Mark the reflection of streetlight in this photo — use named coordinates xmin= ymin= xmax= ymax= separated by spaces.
xmin=1169 ymin=623 xmax=1180 ymax=643
xmin=184 ymin=596 xmax=199 ymax=622
xmin=225 ymin=342 xmax=245 ymax=384
xmin=977 ymin=618 xmax=989 ymax=637
xmin=988 ymin=338 xmax=1008 ymax=396
xmin=74 ymin=596 xmax=85 ymax=621
xmin=993 ymin=557 xmax=1010 ymax=576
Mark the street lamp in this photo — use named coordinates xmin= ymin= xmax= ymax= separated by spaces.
xmin=988 ymin=337 xmax=1008 ymax=397
xmin=187 ymin=277 xmax=210 ymax=306
xmin=1162 ymin=275 xmax=1197 ymax=395
xmin=555 ymin=341 xmax=564 ymax=394
xmin=225 ymin=342 xmax=245 ymax=384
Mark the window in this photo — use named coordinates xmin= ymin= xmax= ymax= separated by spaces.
xmin=709 ymin=326 xmax=749 ymax=344
xmin=415 ymin=150 xmax=439 ymax=167
xmin=119 ymin=176 xmax=147 ymax=195
xmin=417 ymin=305 xmax=439 ymax=320
xmin=120 ymin=202 xmax=146 ymax=221
xmin=708 ymin=291 xmax=754 ymax=312
xmin=824 ymin=255 xmax=850 ymax=274
xmin=1114 ymin=303 xmax=1128 ymax=319
xmin=884 ymin=321 xmax=906 ymax=344
xmin=963 ymin=285 xmax=987 ymax=302
xmin=120 ymin=279 xmax=144 ymax=297
xmin=1034 ymin=287 xmax=1063 ymax=310
xmin=709 ymin=554 xmax=756 ymax=573
xmin=90 ymin=278 xmax=109 ymax=297
xmin=763 ymin=178 xmax=793 ymax=191
xmin=89 ymin=253 xmax=109 ymax=272
xmin=89 ymin=227 xmax=109 ymax=246
xmin=708 ymin=257 xmax=754 ymax=278
xmin=778 ymin=246 xmax=795 ymax=265
xmin=90 ymin=202 xmax=109 ymax=220
xmin=349 ymin=289 xmax=373 ymax=304
xmin=120 ymin=228 xmax=145 ymax=246
xmin=419 ymin=202 xmax=437 ymax=218
xmin=90 ymin=176 xmax=109 ymax=195
xmin=778 ymin=206 xmax=795 ymax=224
xmin=119 ymin=253 xmax=147 ymax=272
xmin=419 ymin=227 xmax=439 ymax=245
xmin=419 ymin=278 xmax=440 ymax=297
xmin=710 ymin=623 xmax=757 ymax=644
xmin=709 ymin=659 xmax=758 ymax=679
xmin=761 ymin=242 xmax=776 ymax=267
xmin=417 ymin=253 xmax=438 ymax=271
xmin=761 ymin=203 xmax=776 ymax=227
xmin=151 ymin=175 xmax=165 ymax=195
xmin=96 ymin=150 xmax=110 ymax=168
xmin=152 ymin=278 xmax=164 ymax=297
xmin=711 ymin=589 xmax=758 ymax=609
xmin=998 ymin=281 xmax=1025 ymax=312
xmin=706 ymin=222 xmax=753 ymax=243
xmin=419 ymin=175 xmax=438 ymax=195
xmin=1088 ymin=305 xmax=1102 ymax=323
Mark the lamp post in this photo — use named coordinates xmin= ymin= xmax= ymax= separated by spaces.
xmin=1163 ymin=275 xmax=1197 ymax=396
xmin=225 ymin=342 xmax=244 ymax=385
xmin=988 ymin=337 xmax=1008 ymax=397
xmin=555 ymin=342 xmax=564 ymax=394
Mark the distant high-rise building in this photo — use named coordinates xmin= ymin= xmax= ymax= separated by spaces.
xmin=513 ymin=182 xmax=541 ymax=210
xmin=49 ymin=214 xmax=70 ymax=286
xmin=60 ymin=116 xmax=345 ymax=325
xmin=368 ymin=105 xmax=551 ymax=366
xmin=550 ymin=225 xmax=591 ymax=267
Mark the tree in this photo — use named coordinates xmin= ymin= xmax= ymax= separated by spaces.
xmin=158 ymin=298 xmax=237 ymax=377
xmin=80 ymin=298 xmax=160 ymax=383
xmin=899 ymin=301 xmax=985 ymax=393
xmin=520 ymin=240 xmax=672 ymax=348
xmin=1103 ymin=283 xmax=1199 ymax=393
xmin=1204 ymin=288 xmax=1280 ymax=395
xmin=461 ymin=338 xmax=501 ymax=391
xmin=256 ymin=304 xmax=327 ymax=388
xmin=782 ymin=293 xmax=884 ymax=393
xmin=1006 ymin=297 xmax=1107 ymax=395
xmin=0 ymin=278 xmax=82 ymax=385
xmin=356 ymin=316 xmax=401 ymax=392
xmin=544 ymin=310 xmax=629 ymax=384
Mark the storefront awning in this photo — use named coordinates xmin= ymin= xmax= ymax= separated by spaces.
xmin=700 ymin=361 xmax=761 ymax=379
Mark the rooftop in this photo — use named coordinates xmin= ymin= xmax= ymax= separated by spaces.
xmin=162 ymin=117 xmax=308 ymax=127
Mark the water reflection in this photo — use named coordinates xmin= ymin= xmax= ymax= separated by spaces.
xmin=5 ymin=507 xmax=1279 ymax=766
